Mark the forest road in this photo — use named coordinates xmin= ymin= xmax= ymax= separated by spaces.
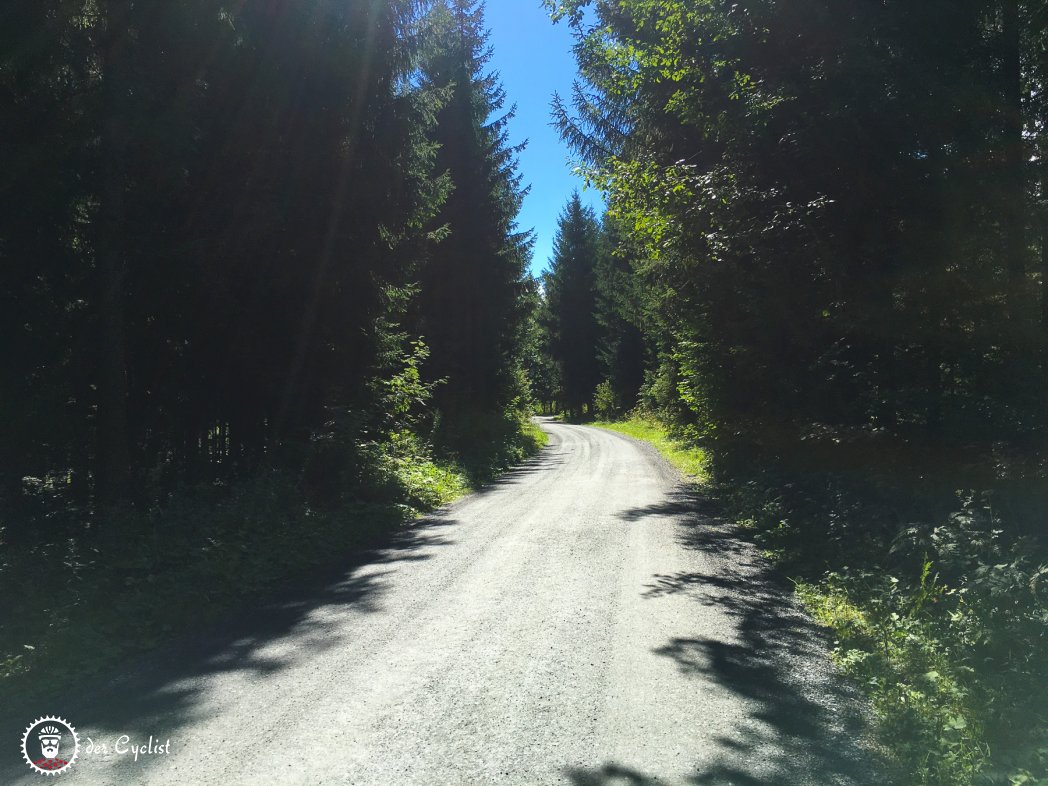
xmin=4 ymin=419 xmax=884 ymax=786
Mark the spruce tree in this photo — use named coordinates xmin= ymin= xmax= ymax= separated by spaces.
xmin=543 ymin=193 xmax=602 ymax=417
xmin=0 ymin=0 xmax=442 ymax=516
xmin=521 ymin=276 xmax=561 ymax=414
xmin=594 ymin=216 xmax=646 ymax=413
xmin=416 ymin=0 xmax=531 ymax=426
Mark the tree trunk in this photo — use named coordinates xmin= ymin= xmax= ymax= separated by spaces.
xmin=1042 ymin=224 xmax=1048 ymax=335
xmin=1042 ymin=28 xmax=1048 ymax=339
xmin=94 ymin=0 xmax=132 ymax=507
xmin=1002 ymin=0 xmax=1027 ymax=320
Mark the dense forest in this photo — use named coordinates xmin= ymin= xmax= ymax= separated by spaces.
xmin=4 ymin=0 xmax=1048 ymax=784
xmin=1 ymin=0 xmax=541 ymax=701
xmin=1 ymin=0 xmax=535 ymax=516
xmin=537 ymin=1 xmax=1048 ymax=784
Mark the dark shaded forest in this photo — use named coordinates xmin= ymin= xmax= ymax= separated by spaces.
xmin=533 ymin=1 xmax=1048 ymax=784
xmin=1 ymin=0 xmax=535 ymax=517
xmin=4 ymin=0 xmax=1048 ymax=784
xmin=1 ymin=0 xmax=541 ymax=701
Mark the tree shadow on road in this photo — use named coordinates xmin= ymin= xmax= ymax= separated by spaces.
xmin=464 ymin=449 xmax=567 ymax=497
xmin=564 ymin=762 xmax=670 ymax=786
xmin=4 ymin=432 xmax=574 ymax=782
xmin=575 ymin=485 xmax=892 ymax=786
xmin=1 ymin=511 xmax=465 ymax=780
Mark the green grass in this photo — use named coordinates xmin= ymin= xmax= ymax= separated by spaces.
xmin=717 ymin=467 xmax=1048 ymax=785
xmin=379 ymin=429 xmax=472 ymax=512
xmin=590 ymin=416 xmax=709 ymax=483
xmin=523 ymin=419 xmax=551 ymax=451
xmin=796 ymin=575 xmax=988 ymax=786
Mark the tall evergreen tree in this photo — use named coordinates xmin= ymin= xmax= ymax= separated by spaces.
xmin=594 ymin=216 xmax=646 ymax=412
xmin=549 ymin=0 xmax=1046 ymax=449
xmin=416 ymin=0 xmax=532 ymax=424
xmin=543 ymin=193 xmax=602 ymax=416
xmin=0 ymin=0 xmax=97 ymax=526
xmin=0 ymin=0 xmax=443 ymax=519
xmin=520 ymin=276 xmax=561 ymax=414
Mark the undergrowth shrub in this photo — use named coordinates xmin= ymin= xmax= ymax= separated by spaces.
xmin=727 ymin=474 xmax=1048 ymax=786
xmin=1 ymin=343 xmax=543 ymax=705
xmin=593 ymin=380 xmax=620 ymax=420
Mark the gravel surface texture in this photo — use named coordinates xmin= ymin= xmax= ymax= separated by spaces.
xmin=4 ymin=419 xmax=884 ymax=785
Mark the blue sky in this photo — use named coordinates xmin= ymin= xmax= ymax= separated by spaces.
xmin=484 ymin=1 xmax=605 ymax=277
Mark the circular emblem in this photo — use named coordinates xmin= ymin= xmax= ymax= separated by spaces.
xmin=21 ymin=717 xmax=79 ymax=776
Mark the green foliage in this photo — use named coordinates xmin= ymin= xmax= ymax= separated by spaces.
xmin=543 ymin=1 xmax=1048 ymax=781
xmin=593 ymin=380 xmax=620 ymax=420
xmin=800 ymin=571 xmax=990 ymax=786
xmin=375 ymin=340 xmax=443 ymax=431
xmin=591 ymin=415 xmax=708 ymax=483
xmin=522 ymin=420 xmax=551 ymax=452
xmin=415 ymin=0 xmax=532 ymax=420
xmin=799 ymin=539 xmax=1048 ymax=786
xmin=433 ymin=407 xmax=545 ymax=486
xmin=542 ymin=193 xmax=604 ymax=416
xmin=366 ymin=431 xmax=469 ymax=513
xmin=726 ymin=476 xmax=1048 ymax=786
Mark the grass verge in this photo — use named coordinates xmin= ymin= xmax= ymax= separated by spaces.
xmin=590 ymin=416 xmax=708 ymax=483
xmin=727 ymin=477 xmax=1048 ymax=786
xmin=523 ymin=419 xmax=551 ymax=451
xmin=587 ymin=414 xmax=1047 ymax=786
xmin=1 ymin=419 xmax=546 ymax=707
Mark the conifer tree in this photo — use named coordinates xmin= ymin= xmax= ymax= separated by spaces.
xmin=520 ymin=276 xmax=561 ymax=414
xmin=0 ymin=0 xmax=443 ymax=516
xmin=594 ymin=216 xmax=646 ymax=413
xmin=416 ymin=0 xmax=531 ymax=425
xmin=543 ymin=193 xmax=602 ymax=417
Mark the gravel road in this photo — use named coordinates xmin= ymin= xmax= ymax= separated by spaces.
xmin=5 ymin=419 xmax=883 ymax=785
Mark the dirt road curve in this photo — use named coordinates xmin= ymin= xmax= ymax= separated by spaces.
xmin=5 ymin=419 xmax=882 ymax=785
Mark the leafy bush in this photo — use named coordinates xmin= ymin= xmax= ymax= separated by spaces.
xmin=801 ymin=566 xmax=990 ymax=786
xmin=593 ymin=380 xmax=619 ymax=420
xmin=738 ymin=485 xmax=1048 ymax=786
xmin=363 ymin=430 xmax=468 ymax=512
